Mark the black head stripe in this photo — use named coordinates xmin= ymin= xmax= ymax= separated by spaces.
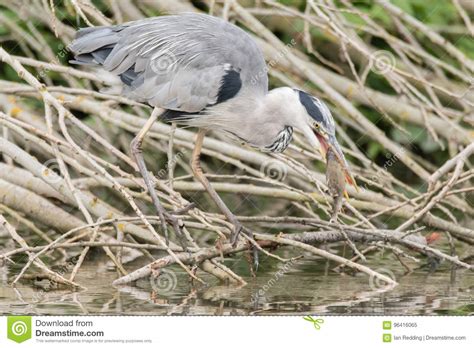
xmin=297 ymin=90 xmax=325 ymax=124
xmin=296 ymin=89 xmax=336 ymax=133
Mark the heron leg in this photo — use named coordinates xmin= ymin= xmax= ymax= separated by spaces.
xmin=191 ymin=129 xmax=245 ymax=244
xmin=131 ymin=107 xmax=185 ymax=247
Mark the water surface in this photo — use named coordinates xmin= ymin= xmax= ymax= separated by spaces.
xmin=1 ymin=249 xmax=472 ymax=315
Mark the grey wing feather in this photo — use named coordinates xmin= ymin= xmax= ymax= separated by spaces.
xmin=69 ymin=13 xmax=268 ymax=112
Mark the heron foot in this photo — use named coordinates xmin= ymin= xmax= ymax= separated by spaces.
xmin=252 ymin=242 xmax=259 ymax=272
xmin=229 ymin=220 xmax=244 ymax=246
xmin=161 ymin=209 xmax=188 ymax=251
xmin=229 ymin=223 xmax=259 ymax=272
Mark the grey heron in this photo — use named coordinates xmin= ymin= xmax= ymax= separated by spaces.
xmin=69 ymin=12 xmax=356 ymax=248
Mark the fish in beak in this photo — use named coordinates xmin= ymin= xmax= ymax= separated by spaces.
xmin=314 ymin=131 xmax=358 ymax=192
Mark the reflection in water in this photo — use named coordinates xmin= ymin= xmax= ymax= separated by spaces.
xmin=0 ymin=255 xmax=472 ymax=315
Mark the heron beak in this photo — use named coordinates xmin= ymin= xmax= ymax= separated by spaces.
xmin=314 ymin=131 xmax=358 ymax=191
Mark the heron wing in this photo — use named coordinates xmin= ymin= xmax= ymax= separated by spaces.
xmin=69 ymin=13 xmax=268 ymax=112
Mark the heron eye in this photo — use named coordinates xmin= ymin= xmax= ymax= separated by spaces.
xmin=314 ymin=123 xmax=320 ymax=129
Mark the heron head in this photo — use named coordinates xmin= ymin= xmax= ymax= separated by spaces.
xmin=294 ymin=89 xmax=357 ymax=189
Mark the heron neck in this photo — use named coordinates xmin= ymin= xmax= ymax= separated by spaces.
xmin=225 ymin=88 xmax=301 ymax=149
xmin=258 ymin=87 xmax=319 ymax=149
xmin=258 ymin=87 xmax=308 ymax=130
